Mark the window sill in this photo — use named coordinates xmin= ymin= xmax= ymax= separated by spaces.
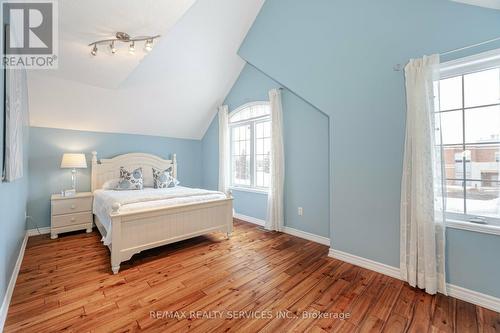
xmin=446 ymin=219 xmax=500 ymax=236
xmin=229 ymin=186 xmax=268 ymax=195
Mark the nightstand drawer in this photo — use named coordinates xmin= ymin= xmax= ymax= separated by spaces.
xmin=52 ymin=197 xmax=92 ymax=215
xmin=52 ymin=211 xmax=92 ymax=228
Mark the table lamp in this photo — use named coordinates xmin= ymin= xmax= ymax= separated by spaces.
xmin=60 ymin=153 xmax=87 ymax=195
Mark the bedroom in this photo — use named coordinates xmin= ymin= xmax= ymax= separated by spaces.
xmin=1 ymin=0 xmax=500 ymax=331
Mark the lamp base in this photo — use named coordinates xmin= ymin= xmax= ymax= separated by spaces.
xmin=71 ymin=168 xmax=77 ymax=191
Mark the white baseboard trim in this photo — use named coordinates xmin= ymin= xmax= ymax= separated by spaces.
xmin=447 ymin=284 xmax=500 ymax=312
xmin=233 ymin=213 xmax=330 ymax=246
xmin=233 ymin=213 xmax=265 ymax=226
xmin=282 ymin=226 xmax=330 ymax=246
xmin=26 ymin=227 xmax=50 ymax=236
xmin=328 ymin=248 xmax=401 ymax=279
xmin=328 ymin=248 xmax=500 ymax=312
xmin=0 ymin=232 xmax=29 ymax=331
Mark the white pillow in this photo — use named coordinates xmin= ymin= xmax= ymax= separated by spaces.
xmin=102 ymin=178 xmax=120 ymax=190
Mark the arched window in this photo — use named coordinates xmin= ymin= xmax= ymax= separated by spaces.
xmin=229 ymin=102 xmax=271 ymax=189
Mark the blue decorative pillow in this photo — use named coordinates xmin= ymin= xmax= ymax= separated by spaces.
xmin=152 ymin=167 xmax=178 ymax=188
xmin=117 ymin=167 xmax=143 ymax=190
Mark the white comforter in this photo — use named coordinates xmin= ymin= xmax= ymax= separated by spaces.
xmin=93 ymin=186 xmax=227 ymax=245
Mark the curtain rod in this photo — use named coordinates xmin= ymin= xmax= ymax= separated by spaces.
xmin=441 ymin=35 xmax=500 ymax=56
xmin=394 ymin=35 xmax=500 ymax=71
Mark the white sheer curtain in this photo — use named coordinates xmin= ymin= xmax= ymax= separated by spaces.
xmin=266 ymin=89 xmax=285 ymax=231
xmin=4 ymin=68 xmax=29 ymax=182
xmin=400 ymin=54 xmax=447 ymax=295
xmin=218 ymin=105 xmax=230 ymax=193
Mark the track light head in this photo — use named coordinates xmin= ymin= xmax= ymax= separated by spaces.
xmin=128 ymin=41 xmax=135 ymax=54
xmin=91 ymin=44 xmax=98 ymax=56
xmin=110 ymin=41 xmax=117 ymax=54
xmin=144 ymin=39 xmax=153 ymax=52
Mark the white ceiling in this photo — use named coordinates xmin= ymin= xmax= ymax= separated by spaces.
xmin=47 ymin=0 xmax=197 ymax=88
xmin=451 ymin=0 xmax=500 ymax=9
xmin=28 ymin=0 xmax=265 ymax=139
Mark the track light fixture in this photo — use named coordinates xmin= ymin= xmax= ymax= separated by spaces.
xmin=144 ymin=39 xmax=153 ymax=52
xmin=89 ymin=32 xmax=160 ymax=57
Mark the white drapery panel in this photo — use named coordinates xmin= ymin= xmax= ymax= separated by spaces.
xmin=218 ymin=105 xmax=230 ymax=193
xmin=400 ymin=54 xmax=447 ymax=295
xmin=266 ymin=89 xmax=284 ymax=231
xmin=4 ymin=68 xmax=29 ymax=182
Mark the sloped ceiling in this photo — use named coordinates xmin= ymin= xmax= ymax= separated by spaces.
xmin=28 ymin=0 xmax=265 ymax=139
xmin=451 ymin=0 xmax=500 ymax=9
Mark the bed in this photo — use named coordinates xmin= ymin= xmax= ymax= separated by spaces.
xmin=91 ymin=152 xmax=233 ymax=274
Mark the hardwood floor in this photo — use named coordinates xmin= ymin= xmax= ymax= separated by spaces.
xmin=4 ymin=220 xmax=500 ymax=332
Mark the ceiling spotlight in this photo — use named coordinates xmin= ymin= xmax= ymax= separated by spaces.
xmin=144 ymin=39 xmax=153 ymax=52
xmin=91 ymin=44 xmax=97 ymax=56
xmin=110 ymin=41 xmax=117 ymax=54
xmin=128 ymin=41 xmax=135 ymax=54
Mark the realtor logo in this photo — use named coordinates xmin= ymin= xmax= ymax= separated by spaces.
xmin=1 ymin=0 xmax=58 ymax=69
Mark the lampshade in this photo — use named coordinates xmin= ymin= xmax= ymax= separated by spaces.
xmin=60 ymin=153 xmax=87 ymax=169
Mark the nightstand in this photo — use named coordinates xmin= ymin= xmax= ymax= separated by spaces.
xmin=51 ymin=192 xmax=93 ymax=239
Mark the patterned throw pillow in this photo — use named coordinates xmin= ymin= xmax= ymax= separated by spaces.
xmin=116 ymin=167 xmax=144 ymax=190
xmin=152 ymin=167 xmax=178 ymax=189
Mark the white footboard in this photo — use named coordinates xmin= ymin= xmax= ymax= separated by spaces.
xmin=109 ymin=198 xmax=233 ymax=274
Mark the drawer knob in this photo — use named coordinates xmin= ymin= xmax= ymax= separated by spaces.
xmin=71 ymin=205 xmax=76 ymax=209
xmin=71 ymin=217 xmax=76 ymax=222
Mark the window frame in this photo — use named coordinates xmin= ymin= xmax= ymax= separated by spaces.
xmin=229 ymin=101 xmax=271 ymax=192
xmin=439 ymin=49 xmax=500 ymax=227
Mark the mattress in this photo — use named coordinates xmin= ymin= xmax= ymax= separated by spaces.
xmin=93 ymin=186 xmax=227 ymax=245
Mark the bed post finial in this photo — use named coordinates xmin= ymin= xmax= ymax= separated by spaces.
xmin=172 ymin=153 xmax=177 ymax=179
xmin=112 ymin=203 xmax=121 ymax=213
xmin=91 ymin=151 xmax=98 ymax=165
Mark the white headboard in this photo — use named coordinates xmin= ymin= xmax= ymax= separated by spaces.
xmin=91 ymin=152 xmax=177 ymax=192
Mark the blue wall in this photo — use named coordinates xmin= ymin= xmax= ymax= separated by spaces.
xmin=446 ymin=228 xmax=500 ymax=298
xmin=28 ymin=127 xmax=203 ymax=228
xmin=0 ymin=80 xmax=29 ymax=304
xmin=237 ymin=0 xmax=500 ymax=297
xmin=202 ymin=64 xmax=330 ymax=238
xmin=201 ymin=118 xmax=219 ymax=191
xmin=0 ymin=142 xmax=28 ymax=305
